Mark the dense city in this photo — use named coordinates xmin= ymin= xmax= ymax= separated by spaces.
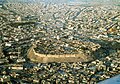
xmin=0 ymin=0 xmax=120 ymax=83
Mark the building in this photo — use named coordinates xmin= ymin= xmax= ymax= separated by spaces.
xmin=0 ymin=0 xmax=4 ymax=7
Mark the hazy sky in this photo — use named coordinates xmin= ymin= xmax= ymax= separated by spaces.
xmin=6 ymin=0 xmax=120 ymax=4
